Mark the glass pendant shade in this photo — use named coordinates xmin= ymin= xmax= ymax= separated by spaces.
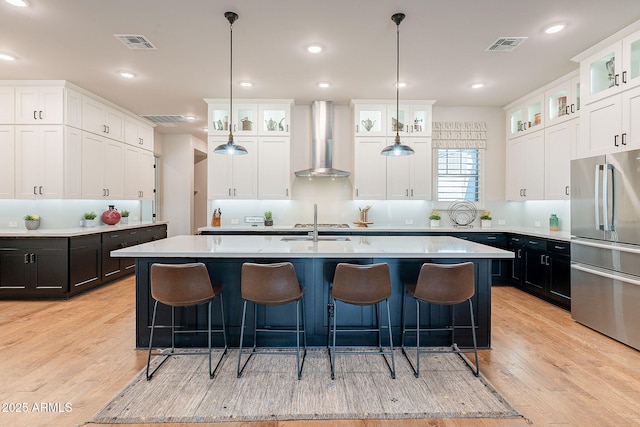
xmin=381 ymin=12 xmax=414 ymax=157
xmin=215 ymin=11 xmax=247 ymax=155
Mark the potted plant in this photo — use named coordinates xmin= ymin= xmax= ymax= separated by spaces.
xmin=120 ymin=209 xmax=130 ymax=225
xmin=480 ymin=210 xmax=492 ymax=228
xmin=264 ymin=211 xmax=273 ymax=226
xmin=429 ymin=209 xmax=441 ymax=228
xmin=83 ymin=211 xmax=97 ymax=227
xmin=24 ymin=214 xmax=40 ymax=230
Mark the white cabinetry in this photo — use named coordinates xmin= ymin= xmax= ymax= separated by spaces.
xmin=124 ymin=116 xmax=154 ymax=151
xmin=124 ymin=145 xmax=154 ymax=199
xmin=258 ymin=137 xmax=290 ymax=199
xmin=63 ymin=126 xmax=82 ymax=199
xmin=0 ymin=126 xmax=15 ymax=198
xmin=82 ymin=96 xmax=125 ymax=141
xmin=0 ymin=87 xmax=14 ymax=123
xmin=351 ymin=99 xmax=434 ymax=200
xmin=386 ymin=138 xmax=432 ymax=200
xmin=81 ymin=132 xmax=124 ymax=199
xmin=208 ymin=137 xmax=257 ymax=199
xmin=545 ymin=75 xmax=580 ymax=126
xmin=544 ymin=120 xmax=578 ymax=200
xmin=505 ymin=130 xmax=544 ymax=201
xmin=505 ymin=93 xmax=545 ymax=139
xmin=14 ymin=87 xmax=64 ymax=124
xmin=14 ymin=125 xmax=64 ymax=199
xmin=353 ymin=137 xmax=387 ymax=199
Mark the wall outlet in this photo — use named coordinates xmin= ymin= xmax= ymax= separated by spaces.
xmin=244 ymin=216 xmax=263 ymax=223
xmin=405 ymin=219 xmax=413 ymax=225
xmin=231 ymin=218 xmax=239 ymax=224
xmin=498 ymin=219 xmax=506 ymax=225
xmin=9 ymin=221 xmax=17 ymax=228
xmin=534 ymin=221 xmax=541 ymax=227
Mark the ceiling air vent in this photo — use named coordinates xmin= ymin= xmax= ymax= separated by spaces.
xmin=140 ymin=115 xmax=188 ymax=123
xmin=485 ymin=37 xmax=527 ymax=52
xmin=114 ymin=34 xmax=157 ymax=50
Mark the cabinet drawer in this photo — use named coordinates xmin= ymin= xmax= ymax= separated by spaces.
xmin=547 ymin=240 xmax=570 ymax=255
xmin=523 ymin=237 xmax=546 ymax=250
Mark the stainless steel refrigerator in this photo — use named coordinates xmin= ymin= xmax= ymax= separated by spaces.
xmin=571 ymin=149 xmax=640 ymax=351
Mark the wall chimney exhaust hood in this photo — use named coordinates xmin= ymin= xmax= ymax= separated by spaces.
xmin=295 ymin=101 xmax=350 ymax=177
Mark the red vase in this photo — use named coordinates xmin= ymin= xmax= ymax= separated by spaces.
xmin=102 ymin=205 xmax=121 ymax=225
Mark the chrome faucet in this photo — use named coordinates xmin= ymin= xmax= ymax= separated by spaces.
xmin=312 ymin=203 xmax=319 ymax=242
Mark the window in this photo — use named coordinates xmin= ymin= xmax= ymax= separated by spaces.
xmin=436 ymin=149 xmax=480 ymax=202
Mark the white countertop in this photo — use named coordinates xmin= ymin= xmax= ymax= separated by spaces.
xmin=111 ymin=234 xmax=515 ymax=259
xmin=197 ymin=224 xmax=571 ymax=242
xmin=0 ymin=221 xmax=167 ymax=238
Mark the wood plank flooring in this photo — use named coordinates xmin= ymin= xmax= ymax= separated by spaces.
xmin=1 ymin=277 xmax=639 ymax=427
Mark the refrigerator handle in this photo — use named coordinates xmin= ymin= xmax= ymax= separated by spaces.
xmin=595 ymin=164 xmax=602 ymax=230
xmin=602 ymin=163 xmax=615 ymax=232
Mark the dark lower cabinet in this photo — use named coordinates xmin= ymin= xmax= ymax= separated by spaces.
xmin=0 ymin=224 xmax=167 ymax=299
xmin=0 ymin=238 xmax=68 ymax=298
xmin=511 ymin=235 xmax=570 ymax=310
xmin=456 ymin=233 xmax=511 ymax=285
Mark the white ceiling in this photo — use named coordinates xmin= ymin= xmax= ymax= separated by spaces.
xmin=2 ymin=0 xmax=640 ymax=138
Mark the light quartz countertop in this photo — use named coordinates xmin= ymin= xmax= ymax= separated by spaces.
xmin=111 ymin=234 xmax=515 ymax=259
xmin=198 ymin=224 xmax=571 ymax=242
xmin=0 ymin=221 xmax=167 ymax=238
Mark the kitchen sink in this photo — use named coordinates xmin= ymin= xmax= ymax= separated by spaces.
xmin=280 ymin=236 xmax=351 ymax=242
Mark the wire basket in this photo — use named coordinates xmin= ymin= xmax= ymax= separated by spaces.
xmin=447 ymin=200 xmax=477 ymax=228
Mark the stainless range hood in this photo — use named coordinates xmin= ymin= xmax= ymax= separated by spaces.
xmin=295 ymin=101 xmax=350 ymax=177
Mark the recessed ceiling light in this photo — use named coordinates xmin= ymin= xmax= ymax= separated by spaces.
xmin=0 ymin=53 xmax=16 ymax=61
xmin=307 ymin=44 xmax=323 ymax=54
xmin=471 ymin=83 xmax=485 ymax=89
xmin=239 ymin=81 xmax=253 ymax=87
xmin=118 ymin=71 xmax=136 ymax=79
xmin=5 ymin=0 xmax=29 ymax=7
xmin=184 ymin=116 xmax=196 ymax=121
xmin=395 ymin=82 xmax=407 ymax=88
xmin=544 ymin=23 xmax=566 ymax=34
xmin=317 ymin=82 xmax=330 ymax=88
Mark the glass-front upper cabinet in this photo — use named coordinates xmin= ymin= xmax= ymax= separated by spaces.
xmin=352 ymin=101 xmax=387 ymax=137
xmin=546 ymin=73 xmax=580 ymax=126
xmin=580 ymin=29 xmax=640 ymax=105
xmin=206 ymin=101 xmax=257 ymax=136
xmin=258 ymin=101 xmax=293 ymax=136
xmin=387 ymin=102 xmax=434 ymax=137
xmin=506 ymin=93 xmax=545 ymax=139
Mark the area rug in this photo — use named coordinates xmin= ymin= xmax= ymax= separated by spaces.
xmin=87 ymin=348 xmax=523 ymax=424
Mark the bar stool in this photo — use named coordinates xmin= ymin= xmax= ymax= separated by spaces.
xmin=237 ymin=262 xmax=307 ymax=380
xmin=329 ymin=262 xmax=395 ymax=380
xmin=146 ymin=262 xmax=228 ymax=380
xmin=400 ymin=262 xmax=479 ymax=377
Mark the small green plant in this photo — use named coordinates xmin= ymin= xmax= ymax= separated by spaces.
xmin=24 ymin=214 xmax=40 ymax=221
xmin=480 ymin=210 xmax=492 ymax=220
xmin=121 ymin=210 xmax=130 ymax=218
xmin=428 ymin=209 xmax=441 ymax=220
xmin=264 ymin=211 xmax=272 ymax=220
xmin=84 ymin=211 xmax=97 ymax=220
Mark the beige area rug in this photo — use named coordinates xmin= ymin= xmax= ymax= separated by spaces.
xmin=87 ymin=348 xmax=523 ymax=424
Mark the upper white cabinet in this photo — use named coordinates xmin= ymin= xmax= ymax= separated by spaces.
xmin=351 ymin=100 xmax=434 ymax=138
xmin=14 ymin=125 xmax=64 ymax=199
xmin=124 ymin=145 xmax=155 ymax=200
xmin=544 ymin=120 xmax=578 ymax=200
xmin=505 ymin=130 xmax=545 ymax=201
xmin=0 ymin=126 xmax=15 ymax=198
xmin=580 ymin=29 xmax=640 ymax=105
xmin=545 ymin=74 xmax=580 ymax=126
xmin=505 ymin=93 xmax=545 ymax=139
xmin=206 ymin=99 xmax=293 ymax=138
xmin=259 ymin=103 xmax=292 ymax=136
xmin=80 ymin=131 xmax=125 ymax=200
xmin=14 ymin=87 xmax=64 ymax=124
xmin=353 ymin=137 xmax=387 ymax=199
xmin=258 ymin=137 xmax=290 ymax=199
xmin=208 ymin=136 xmax=257 ymax=199
xmin=0 ymin=87 xmax=15 ymax=124
xmin=386 ymin=138 xmax=432 ymax=200
xmin=82 ymin=95 xmax=125 ymax=142
xmin=124 ymin=116 xmax=154 ymax=151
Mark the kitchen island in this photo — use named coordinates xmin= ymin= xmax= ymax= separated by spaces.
xmin=112 ymin=234 xmax=513 ymax=349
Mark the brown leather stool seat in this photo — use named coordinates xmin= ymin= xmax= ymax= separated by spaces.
xmin=329 ymin=262 xmax=396 ymax=380
xmin=146 ymin=262 xmax=228 ymax=380
xmin=237 ymin=262 xmax=307 ymax=379
xmin=400 ymin=262 xmax=479 ymax=377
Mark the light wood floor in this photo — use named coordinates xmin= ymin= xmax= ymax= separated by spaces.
xmin=1 ymin=277 xmax=640 ymax=427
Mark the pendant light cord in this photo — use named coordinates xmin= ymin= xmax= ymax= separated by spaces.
xmin=229 ymin=18 xmax=234 ymax=142
xmin=395 ymin=18 xmax=400 ymax=143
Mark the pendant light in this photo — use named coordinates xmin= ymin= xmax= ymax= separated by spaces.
xmin=214 ymin=11 xmax=248 ymax=155
xmin=381 ymin=13 xmax=414 ymax=157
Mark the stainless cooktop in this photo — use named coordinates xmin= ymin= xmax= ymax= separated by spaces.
xmin=294 ymin=223 xmax=350 ymax=228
